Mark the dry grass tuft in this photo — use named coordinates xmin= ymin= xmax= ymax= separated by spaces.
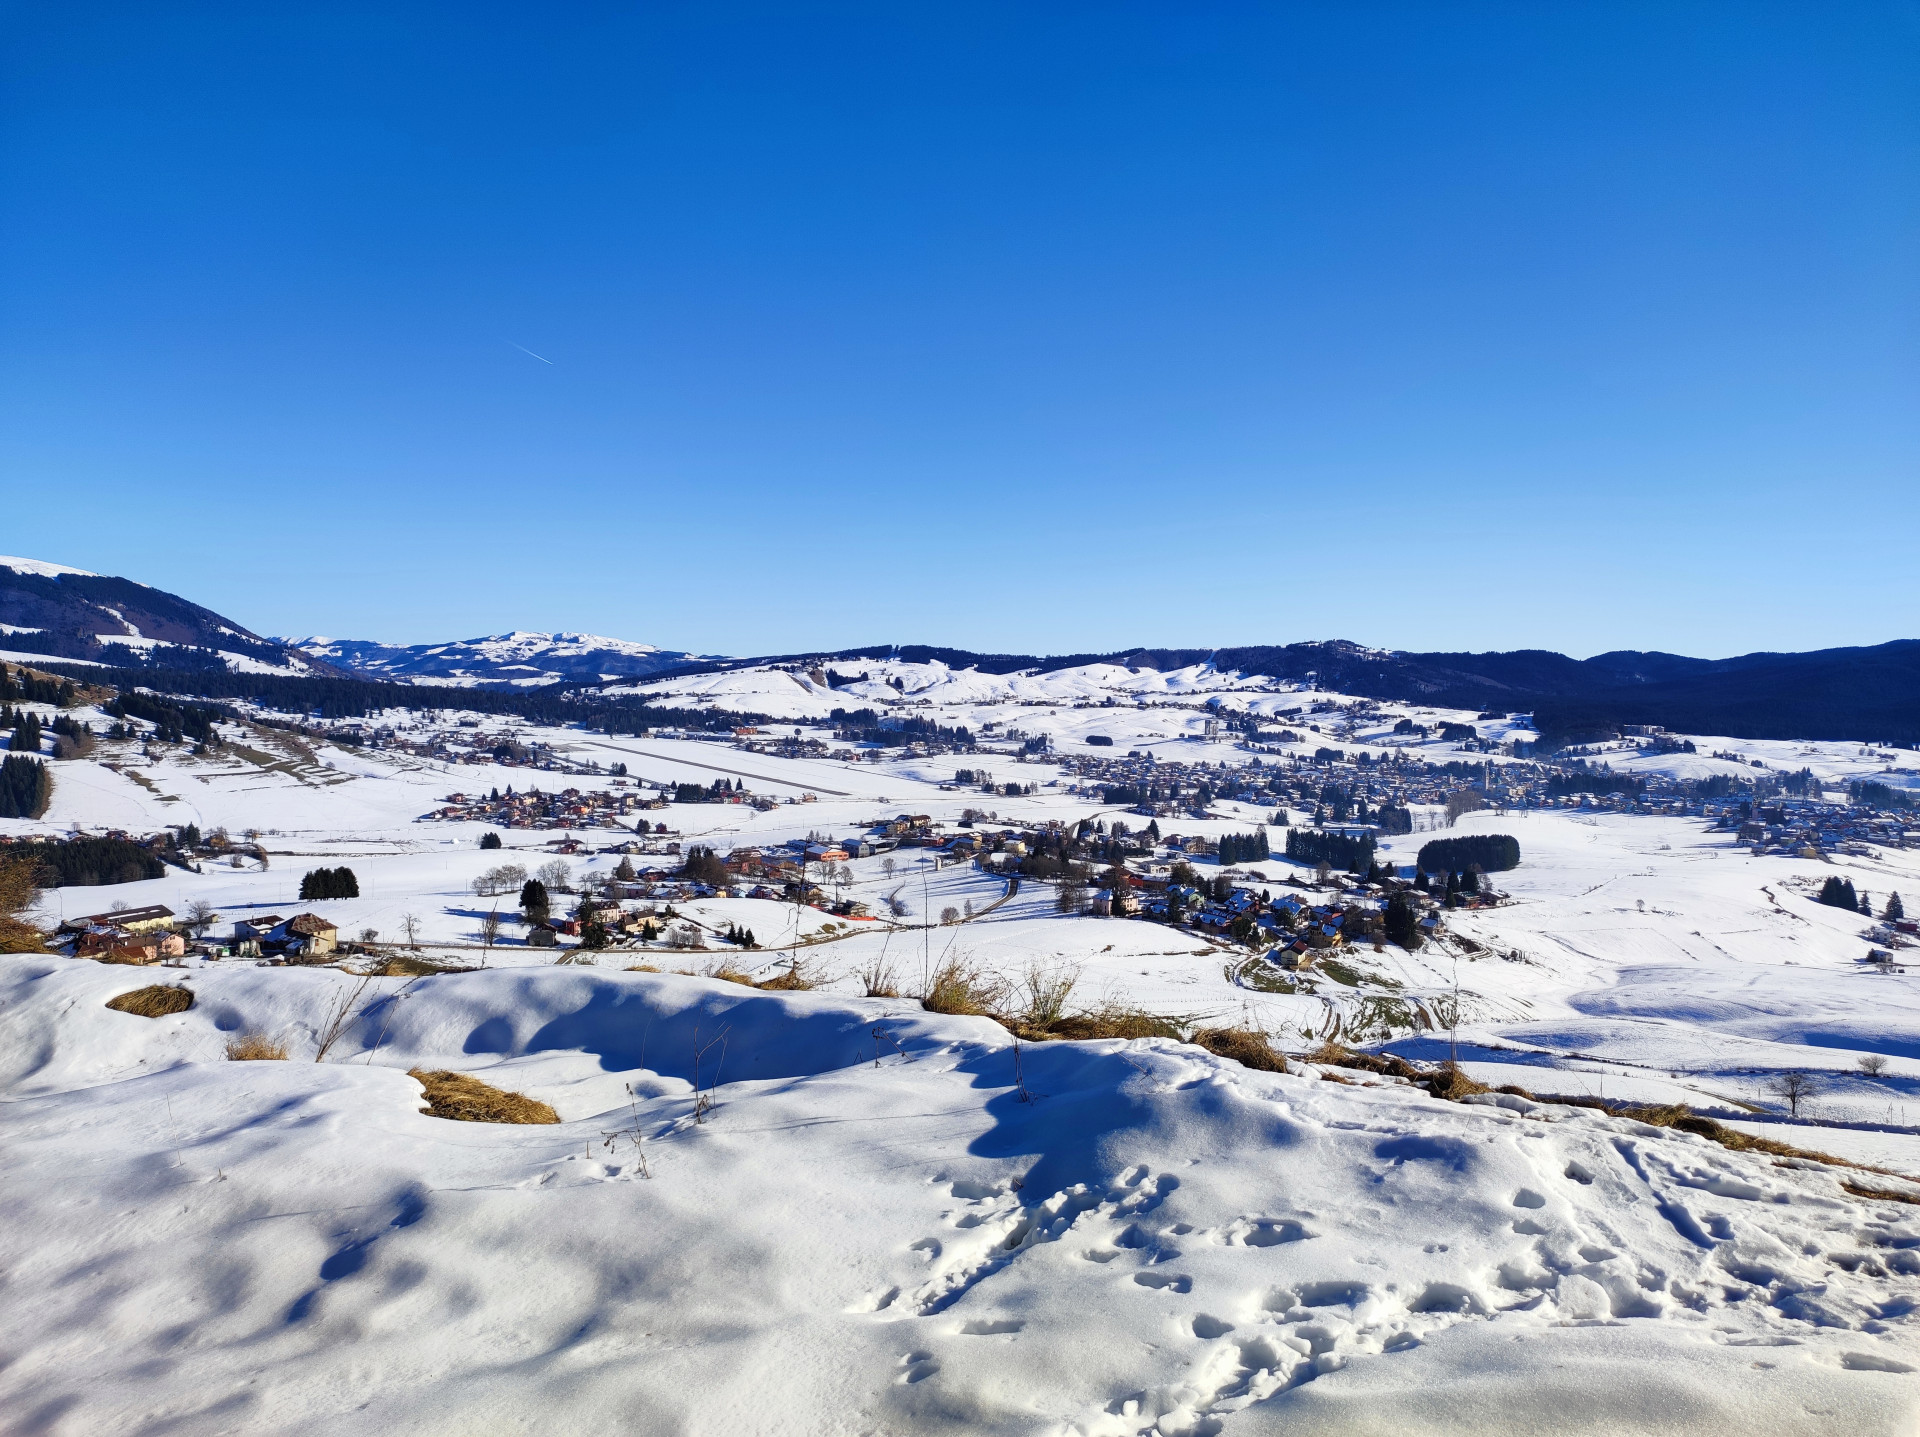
xmin=921 ymin=956 xmax=1007 ymax=1016
xmin=105 ymin=984 xmax=194 ymax=1018
xmin=365 ymin=953 xmax=450 ymax=977
xmin=226 ymin=1033 xmax=289 ymax=1060
xmin=1042 ymin=1007 xmax=1185 ymax=1042
xmin=624 ymin=963 xmax=661 ymax=973
xmin=1425 ymin=1063 xmax=1491 ymax=1100
xmin=410 ymin=1068 xmax=559 ymax=1125
xmin=857 ymin=955 xmax=900 ymax=998
xmin=1191 ymin=1027 xmax=1288 ymax=1073
xmin=756 ymin=959 xmax=820 ymax=991
xmin=703 ymin=963 xmax=758 ymax=987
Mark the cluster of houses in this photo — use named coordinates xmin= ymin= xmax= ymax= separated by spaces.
xmin=426 ymin=783 xmax=670 ymax=831
xmin=1721 ymin=800 xmax=1918 ymax=858
xmin=56 ymin=904 xmax=344 ymax=965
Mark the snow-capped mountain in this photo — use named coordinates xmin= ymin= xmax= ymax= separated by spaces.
xmin=288 ymin=631 xmax=718 ymax=688
xmin=0 ymin=556 xmax=320 ymax=675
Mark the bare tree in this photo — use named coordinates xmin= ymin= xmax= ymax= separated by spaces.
xmin=400 ymin=912 xmax=422 ymax=951
xmin=359 ymin=927 xmax=379 ymax=944
xmin=182 ymin=898 xmax=219 ymax=935
xmin=1444 ymin=791 xmax=1484 ymax=827
xmin=885 ymin=887 xmax=910 ymax=919
xmin=882 ymin=856 xmax=897 ymax=880
xmin=1768 ymin=1070 xmax=1816 ymax=1118
xmin=480 ymin=908 xmax=501 ymax=957
xmin=940 ymin=905 xmax=961 ymax=925
xmin=536 ymin=859 xmax=574 ymax=894
xmin=1859 ymin=1054 xmax=1890 ymax=1079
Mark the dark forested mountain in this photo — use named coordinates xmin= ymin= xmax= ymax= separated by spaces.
xmin=0 ymin=557 xmax=326 ymax=674
xmin=638 ymin=638 xmax=1920 ymax=744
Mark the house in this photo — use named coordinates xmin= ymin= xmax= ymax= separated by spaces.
xmin=527 ymin=923 xmax=558 ymax=948
xmin=233 ymin=913 xmax=338 ymax=960
xmin=62 ymin=904 xmax=175 ymax=935
xmin=75 ymin=926 xmax=185 ymax=963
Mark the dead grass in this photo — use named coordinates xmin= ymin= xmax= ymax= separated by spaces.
xmin=225 ymin=1033 xmax=289 ymax=1060
xmin=857 ymin=954 xmax=900 ymax=998
xmin=756 ymin=959 xmax=820 ymax=991
xmin=105 ymin=984 xmax=194 ymax=1018
xmin=1425 ymin=1062 xmax=1492 ymax=1100
xmin=703 ymin=962 xmax=757 ymax=987
xmin=1191 ymin=1027 xmax=1288 ymax=1073
xmin=92 ymin=947 xmax=158 ymax=966
xmin=921 ymin=956 xmax=1007 ymax=1016
xmin=1041 ymin=1007 xmax=1186 ymax=1042
xmin=624 ymin=963 xmax=661 ymax=973
xmin=1487 ymin=1085 xmax=1906 ymax=1181
xmin=410 ymin=1068 xmax=559 ymax=1125
xmin=364 ymin=954 xmax=453 ymax=977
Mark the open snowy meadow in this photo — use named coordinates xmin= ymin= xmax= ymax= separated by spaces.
xmin=5 ymin=663 xmax=1920 ymax=1434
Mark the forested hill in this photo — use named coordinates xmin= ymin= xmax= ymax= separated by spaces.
xmin=0 ymin=558 xmax=328 ymax=675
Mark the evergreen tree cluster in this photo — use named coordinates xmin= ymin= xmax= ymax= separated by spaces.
xmin=298 ymin=866 xmax=361 ymax=900
xmin=105 ymin=690 xmax=224 ymax=746
xmin=682 ymin=846 xmax=729 ymax=887
xmin=1545 ymin=770 xmax=1644 ymax=799
xmin=1818 ymin=876 xmax=1863 ymax=911
xmin=721 ymin=922 xmax=758 ymax=947
xmin=1216 ymin=830 xmax=1271 ymax=866
xmin=0 ymin=754 xmax=52 ymax=819
xmin=0 ymin=665 xmax=76 ymax=706
xmin=1851 ymin=781 xmax=1916 ymax=811
xmin=8 ymin=835 xmax=164 ymax=887
xmin=519 ymin=878 xmax=550 ymax=920
xmin=1284 ymin=828 xmax=1377 ymax=873
xmin=1416 ymin=834 xmax=1521 ymax=875
xmin=479 ymin=831 xmax=503 ymax=849
xmin=5 ymin=707 xmax=42 ymax=753
xmin=1384 ymin=891 xmax=1422 ymax=949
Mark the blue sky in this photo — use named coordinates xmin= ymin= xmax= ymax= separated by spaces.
xmin=3 ymin=2 xmax=1915 ymax=660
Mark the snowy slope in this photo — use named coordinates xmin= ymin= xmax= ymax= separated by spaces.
xmin=3 ymin=959 xmax=1917 ymax=1435
xmin=292 ymin=631 xmax=715 ymax=687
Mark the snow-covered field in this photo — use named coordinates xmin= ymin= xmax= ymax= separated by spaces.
xmin=6 ymin=663 xmax=1920 ymax=1432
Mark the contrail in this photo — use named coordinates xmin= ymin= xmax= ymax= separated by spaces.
xmin=510 ymin=342 xmax=553 ymax=364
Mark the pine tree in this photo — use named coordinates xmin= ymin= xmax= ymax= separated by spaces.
xmin=520 ymin=878 xmax=550 ymax=920
xmin=1818 ymin=876 xmax=1860 ymax=910
xmin=1384 ymin=891 xmax=1420 ymax=950
xmin=1888 ymin=893 xmax=1906 ymax=922
xmin=480 ymin=831 xmax=502 ymax=850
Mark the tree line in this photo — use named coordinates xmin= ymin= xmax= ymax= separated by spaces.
xmin=1284 ymin=828 xmax=1377 ymax=873
xmin=1416 ymin=834 xmax=1521 ymax=875
xmin=298 ymin=866 xmax=361 ymax=900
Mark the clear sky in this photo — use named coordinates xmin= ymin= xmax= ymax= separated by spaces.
xmin=3 ymin=2 xmax=1916 ymax=660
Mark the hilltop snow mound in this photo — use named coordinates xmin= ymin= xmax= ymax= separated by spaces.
xmin=0 ymin=555 xmax=101 ymax=578
xmin=2 ymin=956 xmax=1916 ymax=1434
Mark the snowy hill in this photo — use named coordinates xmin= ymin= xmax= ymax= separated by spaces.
xmin=0 ymin=556 xmax=321 ymax=676
xmin=290 ymin=631 xmax=718 ymax=687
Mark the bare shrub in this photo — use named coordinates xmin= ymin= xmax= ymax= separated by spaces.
xmin=1019 ymin=965 xmax=1078 ymax=1028
xmin=410 ymin=1069 xmax=559 ymax=1124
xmin=885 ymin=887 xmax=909 ymax=918
xmin=921 ymin=956 xmax=1006 ymax=1016
xmin=225 ymin=1033 xmax=289 ymax=1060
xmin=314 ymin=973 xmax=375 ymax=1061
xmin=858 ymin=954 xmax=900 ymax=998
xmin=1860 ymin=1054 xmax=1891 ymax=1078
xmin=940 ymin=905 xmax=961 ymax=925
xmin=664 ymin=923 xmax=706 ymax=950
xmin=105 ymin=985 xmax=194 ymax=1018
